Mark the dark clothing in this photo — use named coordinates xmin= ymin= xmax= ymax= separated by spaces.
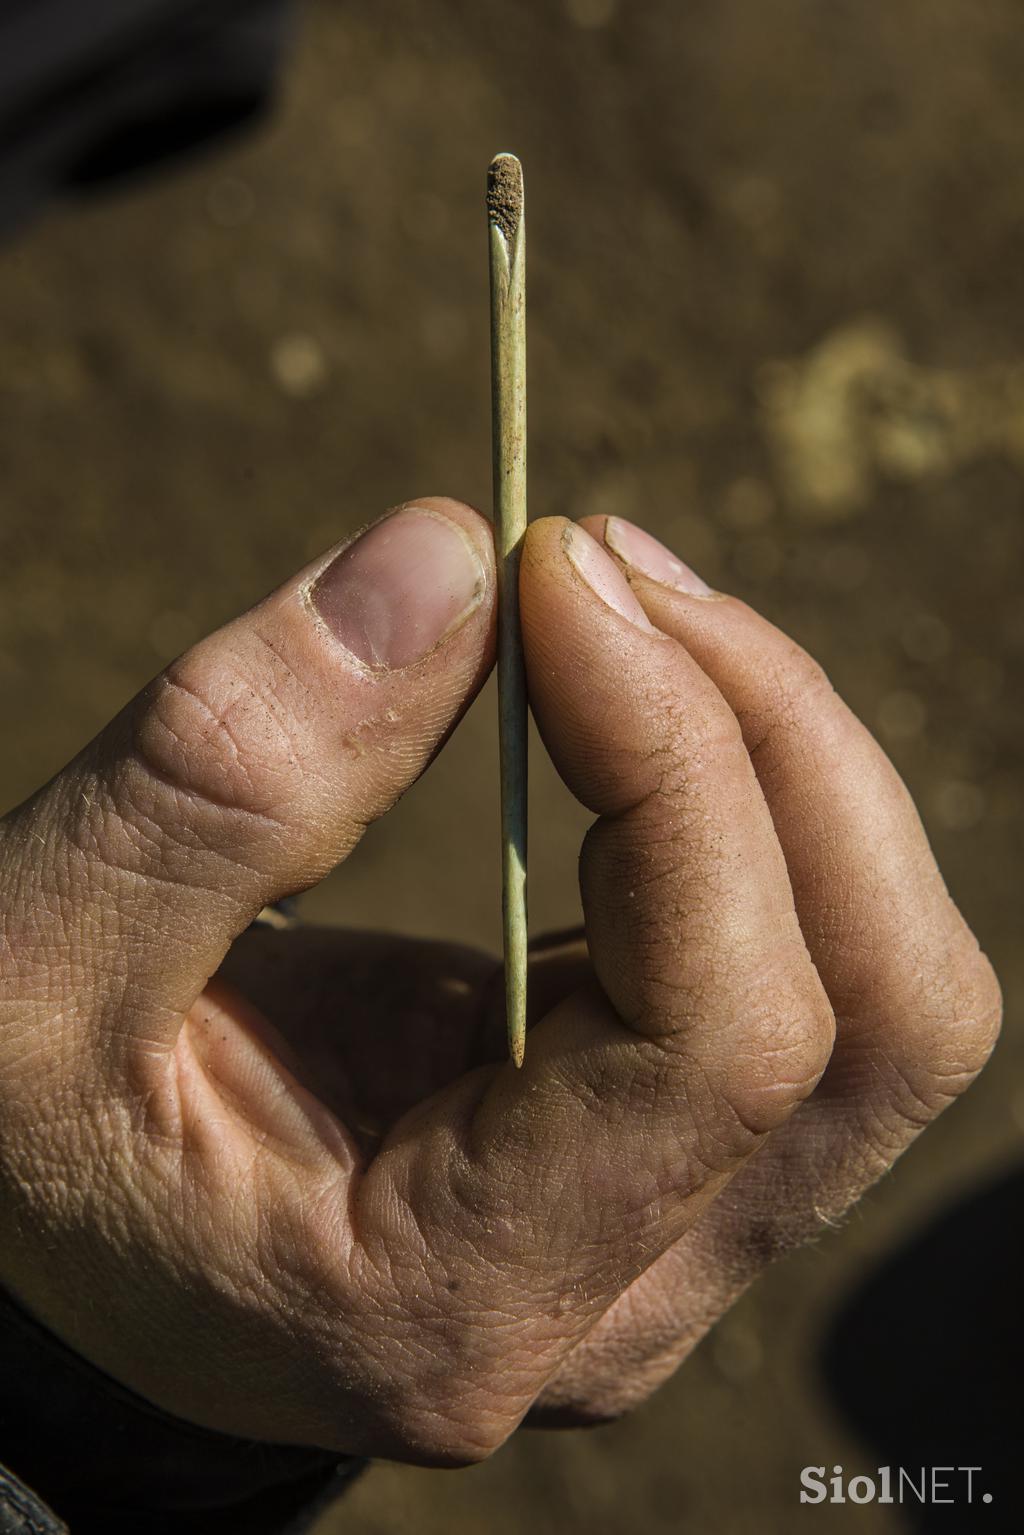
xmin=0 ymin=1285 xmax=364 ymax=1533
xmin=0 ymin=7 xmax=366 ymax=1529
xmin=0 ymin=0 xmax=292 ymax=234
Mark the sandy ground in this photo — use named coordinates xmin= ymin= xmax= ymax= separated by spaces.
xmin=0 ymin=1 xmax=1021 ymax=1530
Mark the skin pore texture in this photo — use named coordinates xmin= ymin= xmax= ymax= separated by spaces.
xmin=0 ymin=498 xmax=1000 ymax=1463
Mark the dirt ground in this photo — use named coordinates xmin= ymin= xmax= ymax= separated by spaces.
xmin=1 ymin=1 xmax=1022 ymax=1531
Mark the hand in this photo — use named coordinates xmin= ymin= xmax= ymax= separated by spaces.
xmin=0 ymin=499 xmax=1000 ymax=1464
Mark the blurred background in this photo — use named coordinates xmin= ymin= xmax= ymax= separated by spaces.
xmin=1 ymin=1 xmax=1021 ymax=1530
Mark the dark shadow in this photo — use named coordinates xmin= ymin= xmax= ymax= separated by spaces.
xmin=822 ymin=1164 xmax=1024 ymax=1532
xmin=65 ymin=96 xmax=265 ymax=190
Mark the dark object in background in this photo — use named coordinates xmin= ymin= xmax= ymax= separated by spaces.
xmin=0 ymin=0 xmax=294 ymax=235
xmin=823 ymin=1164 xmax=1024 ymax=1532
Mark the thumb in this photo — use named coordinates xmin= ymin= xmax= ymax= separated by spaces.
xmin=0 ymin=498 xmax=495 ymax=1046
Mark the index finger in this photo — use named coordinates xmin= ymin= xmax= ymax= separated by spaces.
xmin=580 ymin=513 xmax=1001 ymax=1119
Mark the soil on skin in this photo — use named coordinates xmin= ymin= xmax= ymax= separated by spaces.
xmin=1 ymin=2 xmax=1021 ymax=1531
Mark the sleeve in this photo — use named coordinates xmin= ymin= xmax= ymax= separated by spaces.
xmin=0 ymin=1283 xmax=366 ymax=1534
xmin=0 ymin=1460 xmax=67 ymax=1535
xmin=0 ymin=0 xmax=296 ymax=237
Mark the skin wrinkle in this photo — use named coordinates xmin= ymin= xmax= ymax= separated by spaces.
xmin=101 ymin=789 xmax=261 ymax=888
xmin=247 ymin=619 xmax=330 ymax=720
xmin=129 ymin=732 xmax=290 ymax=833
xmin=139 ymin=671 xmax=302 ymax=824
xmin=59 ymin=770 xmax=255 ymax=900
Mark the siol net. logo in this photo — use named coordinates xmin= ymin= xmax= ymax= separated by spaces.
xmin=799 ymin=1466 xmax=993 ymax=1506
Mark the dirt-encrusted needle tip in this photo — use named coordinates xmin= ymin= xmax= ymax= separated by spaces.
xmin=487 ymin=153 xmax=528 ymax=1069
xmin=487 ymin=153 xmax=523 ymax=247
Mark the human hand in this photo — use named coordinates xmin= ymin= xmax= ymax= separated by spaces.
xmin=0 ymin=499 xmax=1000 ymax=1463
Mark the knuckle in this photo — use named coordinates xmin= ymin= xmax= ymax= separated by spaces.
xmin=818 ymin=944 xmax=1002 ymax=1155
xmin=952 ymin=949 xmax=1004 ymax=1069
xmin=741 ymin=639 xmax=835 ymax=761
xmin=390 ymin=1413 xmax=505 ymax=1469
xmin=346 ymin=1261 xmax=526 ymax=1468
xmin=901 ymin=947 xmax=1003 ymax=1107
xmin=719 ymin=973 xmax=836 ymax=1138
xmin=652 ymin=692 xmax=747 ymax=793
xmin=383 ymin=1371 xmax=515 ymax=1467
xmin=579 ymin=681 xmax=747 ymax=817
xmin=132 ymin=644 xmax=303 ymax=829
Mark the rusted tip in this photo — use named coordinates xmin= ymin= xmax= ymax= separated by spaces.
xmin=487 ymin=153 xmax=523 ymax=246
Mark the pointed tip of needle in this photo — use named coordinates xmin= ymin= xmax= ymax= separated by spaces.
xmin=510 ymin=1032 xmax=526 ymax=1070
xmin=487 ymin=153 xmax=524 ymax=247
